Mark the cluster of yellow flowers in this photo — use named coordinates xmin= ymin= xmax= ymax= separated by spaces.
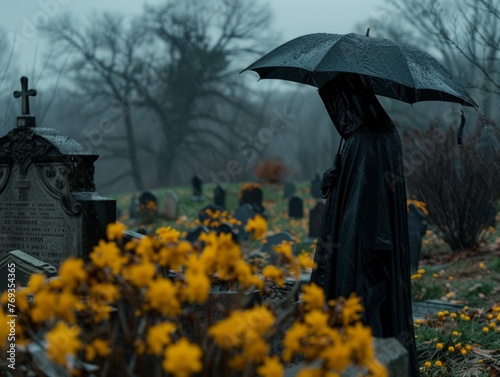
xmin=196 ymin=208 xmax=243 ymax=229
xmin=407 ymin=199 xmax=428 ymax=216
xmin=0 ymin=221 xmax=384 ymax=377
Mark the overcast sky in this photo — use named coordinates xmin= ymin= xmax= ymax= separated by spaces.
xmin=1 ymin=0 xmax=385 ymax=76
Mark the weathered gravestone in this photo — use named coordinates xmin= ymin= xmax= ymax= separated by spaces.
xmin=191 ymin=174 xmax=203 ymax=202
xmin=308 ymin=202 xmax=325 ymax=239
xmin=138 ymin=190 xmax=158 ymax=209
xmin=0 ymin=77 xmax=116 ymax=267
xmin=261 ymin=231 xmax=298 ymax=265
xmin=239 ymin=184 xmax=264 ymax=214
xmin=288 ymin=196 xmax=304 ymax=219
xmin=283 ymin=181 xmax=296 ymax=199
xmin=213 ymin=184 xmax=226 ymax=209
xmin=160 ymin=190 xmax=179 ymax=220
xmin=233 ymin=203 xmax=256 ymax=240
xmin=310 ymin=173 xmax=322 ymax=199
xmin=0 ymin=250 xmax=57 ymax=291
xmin=408 ymin=203 xmax=427 ymax=272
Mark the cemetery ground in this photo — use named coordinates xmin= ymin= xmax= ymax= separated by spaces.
xmin=115 ymin=181 xmax=500 ymax=376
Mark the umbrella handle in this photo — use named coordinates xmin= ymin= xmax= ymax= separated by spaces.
xmin=457 ymin=110 xmax=465 ymax=145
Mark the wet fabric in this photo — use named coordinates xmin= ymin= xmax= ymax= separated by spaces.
xmin=242 ymin=32 xmax=479 ymax=110
xmin=310 ymin=74 xmax=419 ymax=377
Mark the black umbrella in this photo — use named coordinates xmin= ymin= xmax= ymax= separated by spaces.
xmin=241 ymin=32 xmax=479 ymax=110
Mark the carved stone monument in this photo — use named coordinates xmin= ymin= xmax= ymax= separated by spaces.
xmin=0 ymin=77 xmax=116 ymax=267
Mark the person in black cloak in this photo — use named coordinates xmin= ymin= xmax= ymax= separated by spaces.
xmin=310 ymin=73 xmax=419 ymax=377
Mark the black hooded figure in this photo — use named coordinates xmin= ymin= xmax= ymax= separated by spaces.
xmin=310 ymin=73 xmax=419 ymax=377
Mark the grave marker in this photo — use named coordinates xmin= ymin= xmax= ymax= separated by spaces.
xmin=288 ymin=196 xmax=304 ymax=219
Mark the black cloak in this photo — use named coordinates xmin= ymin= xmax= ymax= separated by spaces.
xmin=310 ymin=74 xmax=419 ymax=377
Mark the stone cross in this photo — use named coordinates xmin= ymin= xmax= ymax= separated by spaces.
xmin=13 ymin=76 xmax=37 ymax=115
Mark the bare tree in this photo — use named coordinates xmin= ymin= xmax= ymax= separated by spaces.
xmin=43 ymin=0 xmax=275 ymax=190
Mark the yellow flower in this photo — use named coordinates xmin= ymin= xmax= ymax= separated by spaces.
xmin=283 ymin=322 xmax=309 ymax=361
xmin=26 ymin=273 xmax=46 ymax=294
xmin=448 ymin=276 xmax=454 ymax=281
xmin=257 ymin=356 xmax=283 ymax=377
xmin=342 ymin=294 xmax=363 ymax=326
xmin=483 ymin=327 xmax=489 ymax=333
xmin=450 ymin=313 xmax=457 ymax=318
xmin=107 ymin=222 xmax=126 ymax=241
xmin=56 ymin=290 xmax=80 ymax=322
xmin=31 ymin=289 xmax=58 ymax=323
xmin=123 ymin=262 xmax=156 ymax=287
xmin=321 ymin=343 xmax=352 ymax=372
xmin=85 ymin=338 xmax=110 ymax=361
xmin=0 ymin=309 xmax=10 ymax=346
xmin=411 ymin=273 xmax=422 ymax=280
xmin=262 ymin=265 xmax=285 ymax=287
xmin=297 ymin=253 xmax=316 ymax=270
xmin=435 ymin=360 xmax=443 ymax=367
xmin=461 ymin=349 xmax=467 ymax=355
xmin=465 ymin=345 xmax=471 ymax=351
xmin=346 ymin=322 xmax=373 ymax=362
xmin=163 ymin=338 xmax=202 ymax=377
xmin=417 ymin=269 xmax=426 ymax=274
xmin=432 ymin=273 xmax=439 ymax=278
xmin=147 ymin=279 xmax=180 ymax=317
xmin=479 ymin=262 xmax=486 ymax=269
xmin=89 ymin=283 xmax=120 ymax=303
xmin=301 ymin=284 xmax=324 ymax=312
xmin=88 ymin=299 xmax=113 ymax=323
xmin=90 ymin=240 xmax=127 ymax=274
xmin=448 ymin=346 xmax=455 ymax=352
xmin=424 ymin=361 xmax=431 ymax=368
xmin=452 ymin=331 xmax=459 ymax=336
xmin=59 ymin=258 xmax=87 ymax=290
xmin=244 ymin=337 xmax=269 ymax=363
xmin=45 ymin=322 xmax=82 ymax=365
xmin=183 ymin=272 xmax=210 ymax=304
xmin=156 ymin=226 xmax=181 ymax=243
xmin=245 ymin=215 xmax=268 ymax=240
xmin=273 ymin=241 xmax=294 ymax=261
xmin=436 ymin=343 xmax=444 ymax=349
xmin=147 ymin=322 xmax=176 ymax=355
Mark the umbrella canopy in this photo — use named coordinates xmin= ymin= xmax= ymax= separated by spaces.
xmin=242 ymin=33 xmax=479 ymax=110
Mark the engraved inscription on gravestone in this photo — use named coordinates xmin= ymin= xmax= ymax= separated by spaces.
xmin=0 ymin=77 xmax=115 ymax=267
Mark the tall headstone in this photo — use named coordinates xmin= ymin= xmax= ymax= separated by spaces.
xmin=283 ymin=181 xmax=296 ymax=199
xmin=260 ymin=231 xmax=297 ymax=265
xmin=233 ymin=203 xmax=256 ymax=240
xmin=240 ymin=184 xmax=264 ymax=214
xmin=0 ymin=77 xmax=116 ymax=267
xmin=161 ymin=190 xmax=179 ymax=220
xmin=191 ymin=174 xmax=203 ymax=202
xmin=213 ymin=185 xmax=226 ymax=209
xmin=408 ymin=203 xmax=427 ymax=272
xmin=308 ymin=202 xmax=325 ymax=239
xmin=311 ymin=174 xmax=322 ymax=199
xmin=288 ymin=196 xmax=304 ymax=219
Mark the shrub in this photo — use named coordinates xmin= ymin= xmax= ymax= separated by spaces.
xmin=403 ymin=122 xmax=500 ymax=251
xmin=253 ymin=158 xmax=290 ymax=184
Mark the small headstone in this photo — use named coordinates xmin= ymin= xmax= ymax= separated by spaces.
xmin=283 ymin=181 xmax=296 ymax=198
xmin=139 ymin=190 xmax=158 ymax=208
xmin=288 ymin=196 xmax=304 ymax=219
xmin=217 ymin=222 xmax=239 ymax=242
xmin=308 ymin=202 xmax=325 ymax=239
xmin=213 ymin=185 xmax=226 ymax=208
xmin=191 ymin=174 xmax=203 ymax=202
xmin=161 ymin=190 xmax=179 ymax=220
xmin=233 ymin=203 xmax=256 ymax=239
xmin=199 ymin=204 xmax=224 ymax=223
xmin=0 ymin=250 xmax=57 ymax=291
xmin=240 ymin=184 xmax=264 ymax=213
xmin=407 ymin=204 xmax=427 ymax=272
xmin=311 ymin=174 xmax=322 ymax=199
xmin=261 ymin=231 xmax=297 ymax=265
xmin=185 ymin=225 xmax=209 ymax=243
xmin=0 ymin=77 xmax=115 ymax=267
